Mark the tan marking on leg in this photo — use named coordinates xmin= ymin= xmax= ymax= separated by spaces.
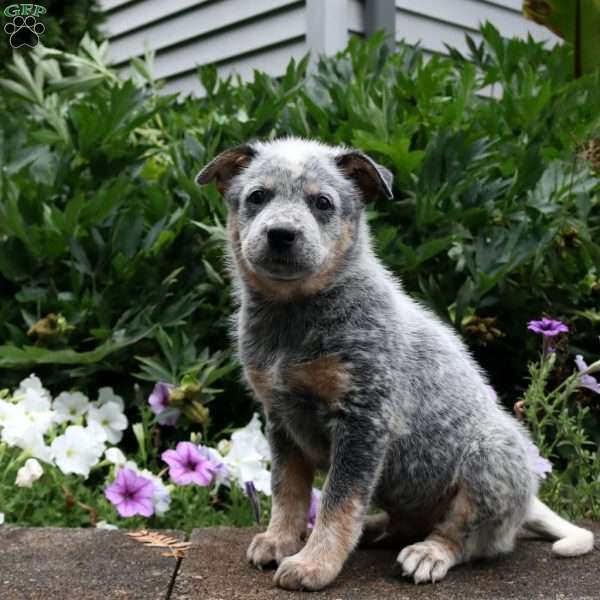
xmin=274 ymin=494 xmax=364 ymax=590
xmin=286 ymin=355 xmax=351 ymax=411
xmin=245 ymin=367 xmax=273 ymax=412
xmin=428 ymin=485 xmax=474 ymax=557
xmin=312 ymin=494 xmax=364 ymax=560
xmin=247 ymin=452 xmax=314 ymax=567
xmin=269 ymin=453 xmax=314 ymax=538
xmin=397 ymin=486 xmax=475 ymax=583
xmin=227 ymin=216 xmax=355 ymax=302
xmin=376 ymin=487 xmax=459 ymax=547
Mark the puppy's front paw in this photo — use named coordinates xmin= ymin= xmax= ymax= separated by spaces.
xmin=274 ymin=554 xmax=337 ymax=591
xmin=397 ymin=540 xmax=453 ymax=584
xmin=247 ymin=532 xmax=304 ymax=568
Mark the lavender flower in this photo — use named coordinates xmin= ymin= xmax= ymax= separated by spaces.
xmin=575 ymin=355 xmax=600 ymax=394
xmin=527 ymin=318 xmax=569 ymax=337
xmin=105 ymin=468 xmax=155 ymax=517
xmin=198 ymin=445 xmax=229 ymax=486
xmin=307 ymin=488 xmax=321 ymax=529
xmin=148 ymin=381 xmax=180 ymax=426
xmin=162 ymin=441 xmax=217 ymax=486
xmin=527 ymin=318 xmax=568 ymax=354
xmin=244 ymin=481 xmax=261 ymax=524
xmin=524 ymin=439 xmax=552 ymax=480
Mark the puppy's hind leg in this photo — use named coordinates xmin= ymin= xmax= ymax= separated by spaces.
xmin=524 ymin=496 xmax=594 ymax=557
xmin=358 ymin=512 xmax=391 ymax=547
xmin=397 ymin=486 xmax=473 ymax=584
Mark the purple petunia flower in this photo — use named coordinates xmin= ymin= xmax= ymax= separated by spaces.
xmin=575 ymin=355 xmax=600 ymax=394
xmin=527 ymin=318 xmax=568 ymax=337
xmin=148 ymin=382 xmax=180 ymax=426
xmin=524 ymin=439 xmax=552 ymax=480
xmin=244 ymin=481 xmax=261 ymax=524
xmin=198 ymin=445 xmax=229 ymax=485
xmin=105 ymin=468 xmax=155 ymax=518
xmin=528 ymin=318 xmax=568 ymax=354
xmin=307 ymin=488 xmax=321 ymax=529
xmin=161 ymin=442 xmax=217 ymax=486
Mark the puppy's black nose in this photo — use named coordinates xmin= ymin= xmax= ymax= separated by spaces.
xmin=267 ymin=227 xmax=297 ymax=251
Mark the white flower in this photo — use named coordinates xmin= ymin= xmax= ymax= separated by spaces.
xmin=0 ymin=512 xmax=4 ymax=525
xmin=21 ymin=407 xmax=55 ymax=437
xmin=96 ymin=520 xmax=119 ymax=530
xmin=87 ymin=401 xmax=127 ymax=444
xmin=0 ymin=399 xmax=17 ymax=428
xmin=222 ymin=413 xmax=271 ymax=495
xmin=230 ymin=413 xmax=271 ymax=459
xmin=53 ymin=391 xmax=90 ymax=423
xmin=9 ymin=378 xmax=55 ymax=437
xmin=95 ymin=387 xmax=124 ymax=411
xmin=104 ymin=447 xmax=126 ymax=466
xmin=3 ymin=422 xmax=52 ymax=463
xmin=15 ymin=374 xmax=51 ymax=406
xmin=15 ymin=458 xmax=44 ymax=487
xmin=51 ymin=425 xmax=104 ymax=478
xmin=86 ymin=420 xmax=108 ymax=454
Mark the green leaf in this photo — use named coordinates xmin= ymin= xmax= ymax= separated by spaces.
xmin=0 ymin=327 xmax=155 ymax=368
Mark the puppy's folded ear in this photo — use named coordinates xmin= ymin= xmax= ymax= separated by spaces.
xmin=196 ymin=144 xmax=256 ymax=194
xmin=335 ymin=151 xmax=393 ymax=200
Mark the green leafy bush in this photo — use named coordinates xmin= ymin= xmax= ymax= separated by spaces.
xmin=0 ymin=26 xmax=599 ymax=445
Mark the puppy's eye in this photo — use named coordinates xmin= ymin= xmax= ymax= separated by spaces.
xmin=247 ymin=189 xmax=266 ymax=205
xmin=315 ymin=195 xmax=333 ymax=211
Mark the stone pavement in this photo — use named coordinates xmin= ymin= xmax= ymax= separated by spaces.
xmin=1 ymin=524 xmax=598 ymax=600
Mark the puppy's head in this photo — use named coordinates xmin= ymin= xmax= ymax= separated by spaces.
xmin=196 ymin=138 xmax=392 ymax=299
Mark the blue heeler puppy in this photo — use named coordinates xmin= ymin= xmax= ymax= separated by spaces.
xmin=197 ymin=138 xmax=594 ymax=591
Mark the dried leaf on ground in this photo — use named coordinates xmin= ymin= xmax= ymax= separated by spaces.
xmin=126 ymin=530 xmax=191 ymax=558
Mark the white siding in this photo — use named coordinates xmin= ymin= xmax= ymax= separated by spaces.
xmin=100 ymin=0 xmax=308 ymax=96
xmin=348 ymin=0 xmax=365 ymax=35
xmin=393 ymin=0 xmax=559 ymax=55
xmin=99 ymin=0 xmax=560 ymax=97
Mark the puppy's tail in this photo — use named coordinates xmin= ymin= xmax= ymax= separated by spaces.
xmin=524 ymin=496 xmax=594 ymax=557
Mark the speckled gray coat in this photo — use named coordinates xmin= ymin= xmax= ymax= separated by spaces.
xmin=196 ymin=138 xmax=593 ymax=591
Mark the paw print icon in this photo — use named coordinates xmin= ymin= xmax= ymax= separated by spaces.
xmin=4 ymin=15 xmax=45 ymax=48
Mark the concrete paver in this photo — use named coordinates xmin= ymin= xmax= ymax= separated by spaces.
xmin=172 ymin=524 xmax=600 ymax=600
xmin=1 ymin=524 xmax=598 ymax=599
xmin=0 ymin=527 xmax=183 ymax=600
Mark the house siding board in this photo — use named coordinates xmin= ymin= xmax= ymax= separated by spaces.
xmin=100 ymin=0 xmax=559 ymax=96
xmin=348 ymin=0 xmax=364 ymax=35
xmin=107 ymin=0 xmax=302 ymax=66
xmin=101 ymin=0 xmax=212 ymax=38
xmin=395 ymin=10 xmax=481 ymax=55
xmin=394 ymin=0 xmax=559 ymax=48
xmin=147 ymin=4 xmax=305 ymax=80
xmin=159 ymin=37 xmax=307 ymax=96
xmin=100 ymin=0 xmax=136 ymax=12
